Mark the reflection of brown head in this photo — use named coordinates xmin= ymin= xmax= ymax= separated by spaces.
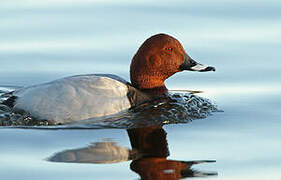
xmin=127 ymin=126 xmax=189 ymax=180
xmin=127 ymin=126 xmax=217 ymax=180
xmin=131 ymin=158 xmax=191 ymax=180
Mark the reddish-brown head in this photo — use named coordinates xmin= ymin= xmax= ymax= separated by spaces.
xmin=130 ymin=33 xmax=215 ymax=95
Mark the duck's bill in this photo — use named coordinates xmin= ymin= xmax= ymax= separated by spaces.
xmin=190 ymin=63 xmax=216 ymax=72
xmin=179 ymin=53 xmax=216 ymax=72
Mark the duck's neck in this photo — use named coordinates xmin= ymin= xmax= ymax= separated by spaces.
xmin=131 ymin=77 xmax=168 ymax=96
xmin=140 ymin=86 xmax=168 ymax=96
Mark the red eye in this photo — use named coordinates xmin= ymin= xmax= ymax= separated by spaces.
xmin=165 ymin=47 xmax=173 ymax=52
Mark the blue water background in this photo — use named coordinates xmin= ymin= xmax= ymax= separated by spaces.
xmin=1 ymin=0 xmax=281 ymax=179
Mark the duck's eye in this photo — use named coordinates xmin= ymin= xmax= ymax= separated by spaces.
xmin=165 ymin=47 xmax=173 ymax=52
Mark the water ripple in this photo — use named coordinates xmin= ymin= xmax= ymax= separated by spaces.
xmin=0 ymin=87 xmax=220 ymax=129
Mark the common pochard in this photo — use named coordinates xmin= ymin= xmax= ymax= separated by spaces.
xmin=3 ymin=33 xmax=215 ymax=124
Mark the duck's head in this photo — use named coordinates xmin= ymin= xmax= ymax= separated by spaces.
xmin=130 ymin=33 xmax=215 ymax=95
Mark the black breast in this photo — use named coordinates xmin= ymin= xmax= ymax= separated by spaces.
xmin=1 ymin=94 xmax=17 ymax=108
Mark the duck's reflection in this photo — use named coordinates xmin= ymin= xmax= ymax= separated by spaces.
xmin=128 ymin=126 xmax=216 ymax=179
xmin=48 ymin=126 xmax=217 ymax=179
xmin=49 ymin=141 xmax=131 ymax=164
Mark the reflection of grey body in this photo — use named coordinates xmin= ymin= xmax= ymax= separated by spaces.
xmin=48 ymin=126 xmax=217 ymax=179
xmin=49 ymin=141 xmax=131 ymax=164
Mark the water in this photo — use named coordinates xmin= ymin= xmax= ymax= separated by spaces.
xmin=1 ymin=0 xmax=281 ymax=179
xmin=0 ymin=90 xmax=219 ymax=127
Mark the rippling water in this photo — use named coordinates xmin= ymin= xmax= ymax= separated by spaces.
xmin=1 ymin=0 xmax=281 ymax=179
xmin=0 ymin=86 xmax=219 ymax=128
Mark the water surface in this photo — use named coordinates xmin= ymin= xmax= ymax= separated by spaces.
xmin=1 ymin=0 xmax=281 ymax=179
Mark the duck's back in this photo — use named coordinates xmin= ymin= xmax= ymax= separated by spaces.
xmin=13 ymin=74 xmax=133 ymax=124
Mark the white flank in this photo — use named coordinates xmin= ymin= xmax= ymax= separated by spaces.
xmin=13 ymin=74 xmax=131 ymax=123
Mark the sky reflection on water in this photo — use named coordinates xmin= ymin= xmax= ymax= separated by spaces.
xmin=1 ymin=0 xmax=281 ymax=91
xmin=1 ymin=0 xmax=281 ymax=179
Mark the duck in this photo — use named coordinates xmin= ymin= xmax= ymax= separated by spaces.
xmin=3 ymin=33 xmax=215 ymax=124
